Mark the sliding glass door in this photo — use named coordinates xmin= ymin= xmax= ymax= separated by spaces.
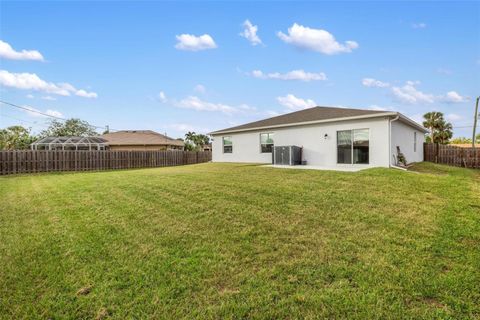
xmin=337 ymin=129 xmax=369 ymax=164
xmin=337 ymin=130 xmax=352 ymax=164
xmin=353 ymin=129 xmax=369 ymax=164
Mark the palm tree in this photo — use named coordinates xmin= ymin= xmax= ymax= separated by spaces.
xmin=185 ymin=131 xmax=196 ymax=143
xmin=423 ymin=112 xmax=444 ymax=143
xmin=193 ymin=134 xmax=210 ymax=150
xmin=184 ymin=132 xmax=210 ymax=151
xmin=436 ymin=121 xmax=453 ymax=144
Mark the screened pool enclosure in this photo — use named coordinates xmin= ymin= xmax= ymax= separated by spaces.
xmin=30 ymin=136 xmax=108 ymax=151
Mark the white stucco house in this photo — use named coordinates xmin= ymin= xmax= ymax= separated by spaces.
xmin=210 ymin=106 xmax=428 ymax=169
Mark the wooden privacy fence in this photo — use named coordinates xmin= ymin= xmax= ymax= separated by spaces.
xmin=424 ymin=143 xmax=480 ymax=169
xmin=0 ymin=150 xmax=212 ymax=175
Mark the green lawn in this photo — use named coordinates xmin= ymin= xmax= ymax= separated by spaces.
xmin=1 ymin=163 xmax=479 ymax=319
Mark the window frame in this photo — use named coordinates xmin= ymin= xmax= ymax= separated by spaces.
xmin=336 ymin=128 xmax=370 ymax=165
xmin=260 ymin=132 xmax=274 ymax=153
xmin=414 ymin=132 xmax=417 ymax=152
xmin=222 ymin=136 xmax=232 ymax=154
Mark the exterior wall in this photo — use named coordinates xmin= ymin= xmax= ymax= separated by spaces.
xmin=108 ymin=145 xmax=183 ymax=151
xmin=212 ymin=117 xmax=391 ymax=168
xmin=390 ymin=120 xmax=425 ymax=165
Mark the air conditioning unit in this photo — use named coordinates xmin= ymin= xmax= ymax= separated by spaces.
xmin=273 ymin=146 xmax=302 ymax=165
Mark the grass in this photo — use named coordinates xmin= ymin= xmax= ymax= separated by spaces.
xmin=0 ymin=162 xmax=479 ymax=319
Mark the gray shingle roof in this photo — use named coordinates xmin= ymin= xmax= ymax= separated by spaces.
xmin=211 ymin=106 xmax=392 ymax=134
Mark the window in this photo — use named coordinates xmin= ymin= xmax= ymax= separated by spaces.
xmin=414 ymin=132 xmax=417 ymax=152
xmin=223 ymin=136 xmax=232 ymax=153
xmin=260 ymin=133 xmax=274 ymax=153
xmin=337 ymin=129 xmax=369 ymax=164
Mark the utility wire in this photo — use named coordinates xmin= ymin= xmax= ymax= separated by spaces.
xmin=0 ymin=100 xmax=66 ymax=120
xmin=0 ymin=99 xmax=118 ymax=132
xmin=1 ymin=114 xmax=51 ymax=128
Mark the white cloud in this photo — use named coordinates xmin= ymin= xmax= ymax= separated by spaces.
xmin=390 ymin=81 xmax=469 ymax=104
xmin=175 ymin=34 xmax=217 ymax=51
xmin=240 ymin=20 xmax=262 ymax=46
xmin=277 ymin=94 xmax=317 ymax=111
xmin=251 ymin=70 xmax=263 ymax=78
xmin=362 ymin=78 xmax=390 ymax=88
xmin=58 ymin=82 xmax=76 ymax=93
xmin=277 ymin=23 xmax=358 ymax=55
xmin=412 ymin=22 xmax=427 ymax=29
xmin=0 ymin=70 xmax=97 ymax=98
xmin=0 ymin=40 xmax=44 ymax=61
xmin=45 ymin=109 xmax=63 ymax=118
xmin=252 ymin=69 xmax=327 ymax=82
xmin=41 ymin=96 xmax=56 ymax=101
xmin=160 ymin=90 xmax=257 ymax=116
xmin=194 ymin=84 xmax=206 ymax=94
xmin=446 ymin=113 xmax=463 ymax=122
xmin=75 ymin=90 xmax=97 ymax=98
xmin=26 ymin=94 xmax=34 ymax=99
xmin=22 ymin=105 xmax=63 ymax=118
xmin=176 ymin=96 xmax=238 ymax=114
xmin=0 ymin=70 xmax=69 ymax=96
xmin=441 ymin=91 xmax=469 ymax=103
xmin=391 ymin=81 xmax=435 ymax=104
xmin=158 ymin=91 xmax=167 ymax=103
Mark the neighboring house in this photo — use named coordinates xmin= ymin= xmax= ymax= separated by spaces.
xmin=210 ymin=106 xmax=427 ymax=168
xmin=449 ymin=144 xmax=476 ymax=148
xmin=203 ymin=143 xmax=212 ymax=152
xmin=102 ymin=130 xmax=184 ymax=151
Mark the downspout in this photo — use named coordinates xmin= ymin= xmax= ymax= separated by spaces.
xmin=389 ymin=114 xmax=400 ymax=168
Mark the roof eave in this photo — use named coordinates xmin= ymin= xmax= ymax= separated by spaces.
xmin=210 ymin=112 xmax=398 ymax=135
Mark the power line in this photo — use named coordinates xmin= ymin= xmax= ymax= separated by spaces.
xmin=0 ymin=100 xmax=66 ymax=121
xmin=1 ymin=114 xmax=51 ymax=128
xmin=0 ymin=99 xmax=118 ymax=132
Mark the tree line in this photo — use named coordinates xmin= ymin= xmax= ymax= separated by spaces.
xmin=422 ymin=111 xmax=479 ymax=144
xmin=0 ymin=119 xmax=213 ymax=151
xmin=1 ymin=112 xmax=477 ymax=150
xmin=182 ymin=131 xmax=211 ymax=151
xmin=0 ymin=119 xmax=96 ymax=150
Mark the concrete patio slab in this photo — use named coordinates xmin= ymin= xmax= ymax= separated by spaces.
xmin=263 ymin=164 xmax=367 ymax=172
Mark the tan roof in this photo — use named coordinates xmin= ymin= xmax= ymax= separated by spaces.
xmin=449 ymin=144 xmax=476 ymax=148
xmin=102 ymin=130 xmax=184 ymax=146
xmin=210 ymin=106 xmax=393 ymax=134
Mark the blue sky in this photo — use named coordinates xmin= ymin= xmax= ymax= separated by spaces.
xmin=1 ymin=1 xmax=479 ymax=138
